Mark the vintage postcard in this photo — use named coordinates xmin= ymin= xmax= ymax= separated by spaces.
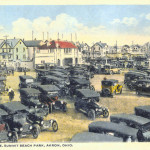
xmin=0 ymin=0 xmax=150 ymax=149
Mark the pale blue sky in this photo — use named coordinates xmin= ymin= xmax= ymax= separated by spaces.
xmin=0 ymin=5 xmax=150 ymax=45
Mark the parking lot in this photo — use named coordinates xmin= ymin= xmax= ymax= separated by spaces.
xmin=1 ymin=71 xmax=150 ymax=142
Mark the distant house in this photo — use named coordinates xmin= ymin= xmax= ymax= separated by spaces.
xmin=91 ymin=41 xmax=108 ymax=59
xmin=121 ymin=45 xmax=130 ymax=54
xmin=34 ymin=40 xmax=79 ymax=67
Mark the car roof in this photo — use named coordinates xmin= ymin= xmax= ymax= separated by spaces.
xmin=137 ymin=79 xmax=150 ymax=83
xmin=72 ymin=78 xmax=90 ymax=84
xmin=135 ymin=105 xmax=150 ymax=113
xmin=0 ymin=101 xmax=28 ymax=113
xmin=76 ymin=89 xmax=100 ymax=98
xmin=71 ymin=132 xmax=123 ymax=142
xmin=20 ymin=88 xmax=41 ymax=94
xmin=0 ymin=77 xmax=6 ymax=81
xmin=89 ymin=121 xmax=138 ymax=138
xmin=37 ymin=84 xmax=60 ymax=92
xmin=44 ymin=75 xmax=64 ymax=81
xmin=0 ymin=108 xmax=8 ymax=116
xmin=35 ymin=69 xmax=49 ymax=72
xmin=110 ymin=113 xmax=150 ymax=126
xmin=19 ymin=75 xmax=34 ymax=79
xmin=102 ymin=79 xmax=118 ymax=83
xmin=125 ymin=71 xmax=147 ymax=76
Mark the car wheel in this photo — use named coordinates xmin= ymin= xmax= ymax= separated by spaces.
xmin=52 ymin=121 xmax=58 ymax=132
xmin=119 ymin=89 xmax=122 ymax=94
xmin=103 ymin=109 xmax=109 ymax=118
xmin=32 ymin=124 xmax=40 ymax=139
xmin=102 ymin=88 xmax=111 ymax=97
xmin=11 ymin=132 xmax=18 ymax=143
xmin=74 ymin=102 xmax=79 ymax=111
xmin=88 ymin=109 xmax=95 ymax=120
xmin=62 ymin=105 xmax=67 ymax=112
xmin=90 ymin=85 xmax=95 ymax=91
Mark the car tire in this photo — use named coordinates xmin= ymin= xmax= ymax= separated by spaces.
xmin=62 ymin=105 xmax=67 ymax=112
xmin=74 ymin=103 xmax=79 ymax=111
xmin=52 ymin=121 xmax=58 ymax=132
xmin=88 ymin=109 xmax=95 ymax=120
xmin=119 ymin=89 xmax=122 ymax=94
xmin=102 ymin=88 xmax=111 ymax=97
xmin=90 ymin=85 xmax=95 ymax=91
xmin=32 ymin=124 xmax=40 ymax=139
xmin=103 ymin=109 xmax=109 ymax=118
xmin=11 ymin=132 xmax=18 ymax=143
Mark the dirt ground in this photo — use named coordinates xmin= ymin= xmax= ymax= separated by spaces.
xmin=1 ymin=71 xmax=150 ymax=143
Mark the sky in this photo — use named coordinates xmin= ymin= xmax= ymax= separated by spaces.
xmin=1 ymin=5 xmax=150 ymax=46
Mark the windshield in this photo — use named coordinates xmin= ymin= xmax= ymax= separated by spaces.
xmin=25 ymin=79 xmax=34 ymax=83
xmin=13 ymin=113 xmax=27 ymax=124
xmin=47 ymin=91 xmax=58 ymax=96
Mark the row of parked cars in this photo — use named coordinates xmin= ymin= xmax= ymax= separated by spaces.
xmin=0 ymin=101 xmax=58 ymax=142
xmin=18 ymin=65 xmax=110 ymax=120
xmin=71 ymin=105 xmax=150 ymax=142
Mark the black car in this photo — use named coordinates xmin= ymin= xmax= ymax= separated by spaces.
xmin=36 ymin=69 xmax=49 ymax=81
xmin=135 ymin=79 xmax=150 ymax=96
xmin=0 ymin=102 xmax=40 ymax=139
xmin=88 ymin=121 xmax=138 ymax=142
xmin=71 ymin=131 xmax=123 ymax=142
xmin=20 ymin=88 xmax=49 ymax=116
xmin=74 ymin=89 xmax=109 ymax=120
xmin=37 ymin=85 xmax=67 ymax=113
xmin=69 ymin=78 xmax=95 ymax=97
xmin=110 ymin=113 xmax=150 ymax=141
xmin=124 ymin=71 xmax=148 ymax=90
xmin=27 ymin=113 xmax=58 ymax=132
xmin=19 ymin=75 xmax=34 ymax=88
xmin=0 ymin=108 xmax=18 ymax=142
xmin=41 ymin=75 xmax=69 ymax=96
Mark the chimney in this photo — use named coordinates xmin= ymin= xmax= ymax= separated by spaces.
xmin=34 ymin=38 xmax=36 ymax=40
xmin=23 ymin=39 xmax=24 ymax=41
xmin=14 ymin=37 xmax=15 ymax=39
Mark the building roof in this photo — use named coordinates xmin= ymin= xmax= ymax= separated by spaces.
xmin=24 ymin=40 xmax=42 ymax=47
xmin=0 ymin=40 xmax=5 ymax=48
xmin=94 ymin=42 xmax=107 ymax=48
xmin=50 ymin=40 xmax=77 ymax=49
xmin=7 ymin=39 xmax=20 ymax=48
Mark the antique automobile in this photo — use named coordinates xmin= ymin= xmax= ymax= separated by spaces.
xmin=41 ymin=75 xmax=69 ymax=96
xmin=19 ymin=75 xmax=34 ymax=88
xmin=69 ymin=78 xmax=95 ymax=96
xmin=0 ymin=108 xmax=18 ymax=142
xmin=135 ymin=79 xmax=150 ymax=96
xmin=101 ymin=79 xmax=122 ymax=97
xmin=74 ymin=89 xmax=109 ymax=120
xmin=104 ymin=64 xmax=121 ymax=75
xmin=71 ymin=131 xmax=123 ymax=142
xmin=135 ymin=105 xmax=150 ymax=119
xmin=124 ymin=71 xmax=148 ymax=90
xmin=26 ymin=113 xmax=58 ymax=132
xmin=50 ymin=68 xmax=69 ymax=75
xmin=0 ymin=102 xmax=40 ymax=139
xmin=88 ymin=121 xmax=138 ymax=142
xmin=110 ymin=113 xmax=150 ymax=141
xmin=20 ymin=88 xmax=49 ymax=116
xmin=0 ymin=76 xmax=6 ymax=93
xmin=35 ymin=69 xmax=49 ymax=81
xmin=48 ymin=71 xmax=69 ymax=80
xmin=37 ymin=85 xmax=67 ymax=113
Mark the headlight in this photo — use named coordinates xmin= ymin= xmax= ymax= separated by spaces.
xmin=35 ymin=106 xmax=37 ymax=109
xmin=61 ymin=101 xmax=64 ymax=104
xmin=52 ymin=102 xmax=55 ymax=105
xmin=29 ymin=126 xmax=33 ymax=130
xmin=41 ymin=105 xmax=44 ymax=108
xmin=20 ymin=127 xmax=23 ymax=131
xmin=40 ymin=121 xmax=44 ymax=125
xmin=95 ymin=108 xmax=99 ymax=111
xmin=8 ymin=132 xmax=12 ymax=137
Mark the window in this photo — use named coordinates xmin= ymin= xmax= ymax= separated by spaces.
xmin=23 ymin=55 xmax=26 ymax=59
xmin=9 ymin=55 xmax=11 ymax=58
xmin=50 ymin=49 xmax=54 ymax=53
xmin=2 ymin=55 xmax=5 ymax=59
xmin=16 ymin=55 xmax=18 ymax=60
xmin=9 ymin=49 xmax=11 ymax=53
xmin=41 ymin=60 xmax=45 ymax=64
xmin=64 ymin=48 xmax=72 ymax=54
xmin=16 ymin=48 xmax=18 ymax=52
xmin=2 ymin=49 xmax=4 ymax=52
xmin=20 ymin=42 xmax=21 ymax=44
xmin=23 ymin=48 xmax=25 ymax=52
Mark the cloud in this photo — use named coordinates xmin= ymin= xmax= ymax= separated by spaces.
xmin=111 ymin=17 xmax=138 ymax=26
xmin=145 ymin=13 xmax=150 ymax=20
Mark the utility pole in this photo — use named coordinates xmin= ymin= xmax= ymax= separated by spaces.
xmin=116 ymin=40 xmax=118 ymax=53
xmin=43 ymin=32 xmax=44 ymax=41
xmin=57 ymin=32 xmax=59 ymax=40
xmin=32 ymin=31 xmax=34 ymax=40
xmin=75 ymin=33 xmax=77 ymax=42
xmin=71 ymin=33 xmax=72 ymax=42
xmin=62 ymin=34 xmax=63 ymax=40
xmin=3 ymin=35 xmax=9 ymax=65
xmin=47 ymin=32 xmax=49 ymax=41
